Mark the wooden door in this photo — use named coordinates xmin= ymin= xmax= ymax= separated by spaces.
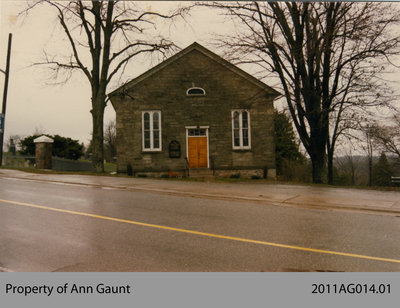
xmin=188 ymin=137 xmax=208 ymax=168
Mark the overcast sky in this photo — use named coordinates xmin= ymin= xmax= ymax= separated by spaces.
xmin=1 ymin=1 xmax=399 ymax=150
xmin=0 ymin=1 xmax=234 ymax=146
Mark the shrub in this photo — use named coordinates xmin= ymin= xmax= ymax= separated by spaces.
xmin=279 ymin=159 xmax=312 ymax=183
xmin=20 ymin=134 xmax=83 ymax=160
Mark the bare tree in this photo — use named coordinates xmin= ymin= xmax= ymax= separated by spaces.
xmin=6 ymin=134 xmax=23 ymax=154
xmin=21 ymin=1 xmax=189 ymax=172
xmin=370 ymin=114 xmax=400 ymax=159
xmin=360 ymin=124 xmax=377 ymax=186
xmin=104 ymin=119 xmax=116 ymax=163
xmin=204 ymin=1 xmax=400 ymax=183
xmin=335 ymin=147 xmax=358 ymax=186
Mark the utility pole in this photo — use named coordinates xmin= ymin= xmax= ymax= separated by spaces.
xmin=0 ymin=33 xmax=12 ymax=167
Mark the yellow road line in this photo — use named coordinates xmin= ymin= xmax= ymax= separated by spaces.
xmin=1 ymin=198 xmax=400 ymax=265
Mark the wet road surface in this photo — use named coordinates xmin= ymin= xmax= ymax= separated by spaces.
xmin=1 ymin=177 xmax=400 ymax=271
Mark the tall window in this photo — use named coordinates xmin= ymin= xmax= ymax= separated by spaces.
xmin=232 ymin=110 xmax=251 ymax=149
xmin=142 ymin=111 xmax=161 ymax=151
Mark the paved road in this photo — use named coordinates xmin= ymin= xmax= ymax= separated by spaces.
xmin=1 ymin=174 xmax=400 ymax=272
xmin=1 ymin=169 xmax=399 ymax=215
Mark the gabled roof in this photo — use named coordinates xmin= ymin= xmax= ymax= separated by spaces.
xmin=108 ymin=42 xmax=280 ymax=98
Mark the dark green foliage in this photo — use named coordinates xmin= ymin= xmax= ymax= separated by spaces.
xmin=372 ymin=153 xmax=393 ymax=186
xmin=19 ymin=134 xmax=83 ymax=160
xmin=19 ymin=135 xmax=38 ymax=156
xmin=52 ymin=135 xmax=84 ymax=160
xmin=280 ymin=159 xmax=312 ymax=183
xmin=251 ymin=175 xmax=261 ymax=179
xmin=230 ymin=173 xmax=240 ymax=178
xmin=274 ymin=110 xmax=305 ymax=176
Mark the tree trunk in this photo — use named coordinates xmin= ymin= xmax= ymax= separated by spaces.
xmin=309 ymin=127 xmax=326 ymax=184
xmin=368 ymin=157 xmax=373 ymax=186
xmin=311 ymin=153 xmax=325 ymax=184
xmin=308 ymin=120 xmax=328 ymax=184
xmin=91 ymin=98 xmax=105 ymax=173
xmin=327 ymin=150 xmax=334 ymax=185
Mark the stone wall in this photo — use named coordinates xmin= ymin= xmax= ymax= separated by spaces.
xmin=111 ymin=48 xmax=276 ymax=179
xmin=35 ymin=143 xmax=52 ymax=169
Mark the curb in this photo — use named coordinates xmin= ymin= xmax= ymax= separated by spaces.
xmin=2 ymin=174 xmax=400 ymax=216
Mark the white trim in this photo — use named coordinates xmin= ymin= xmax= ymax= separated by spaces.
xmin=186 ymin=129 xmax=188 ymax=162
xmin=185 ymin=126 xmax=210 ymax=129
xmin=34 ymin=135 xmax=54 ymax=143
xmin=142 ymin=111 xmax=162 ymax=151
xmin=186 ymin=87 xmax=206 ymax=96
xmin=232 ymin=110 xmax=251 ymax=150
xmin=186 ymin=127 xmax=209 ymax=168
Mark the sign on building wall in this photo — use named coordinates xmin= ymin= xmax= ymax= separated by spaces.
xmin=169 ymin=140 xmax=181 ymax=158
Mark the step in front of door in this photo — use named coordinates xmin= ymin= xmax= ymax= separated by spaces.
xmin=188 ymin=168 xmax=214 ymax=178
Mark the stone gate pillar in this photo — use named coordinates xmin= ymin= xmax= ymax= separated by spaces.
xmin=34 ymin=135 xmax=54 ymax=169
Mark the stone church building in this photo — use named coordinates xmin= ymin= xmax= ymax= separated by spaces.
xmin=108 ymin=42 xmax=280 ymax=178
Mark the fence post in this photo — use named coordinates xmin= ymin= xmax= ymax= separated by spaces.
xmin=34 ymin=135 xmax=53 ymax=169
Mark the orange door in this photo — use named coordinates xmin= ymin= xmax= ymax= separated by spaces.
xmin=188 ymin=137 xmax=208 ymax=168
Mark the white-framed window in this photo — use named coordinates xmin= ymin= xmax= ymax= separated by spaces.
xmin=232 ymin=110 xmax=251 ymax=149
xmin=142 ymin=111 xmax=161 ymax=151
